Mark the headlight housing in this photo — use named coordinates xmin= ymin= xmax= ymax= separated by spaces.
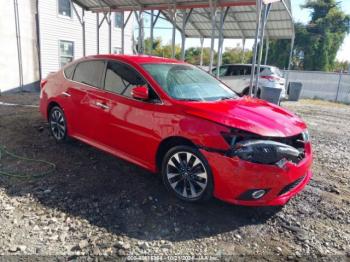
xmin=232 ymin=140 xmax=302 ymax=165
xmin=302 ymin=129 xmax=310 ymax=142
xmin=222 ymin=129 xmax=305 ymax=165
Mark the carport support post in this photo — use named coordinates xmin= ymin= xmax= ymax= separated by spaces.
xmin=121 ymin=11 xmax=132 ymax=54
xmin=288 ymin=36 xmax=295 ymax=71
xmin=181 ymin=9 xmax=192 ymax=61
xmin=108 ymin=12 xmax=112 ymax=54
xmin=171 ymin=6 xmax=177 ymax=59
xmin=150 ymin=10 xmax=154 ymax=55
xmin=254 ymin=3 xmax=269 ymax=96
xmin=241 ymin=38 xmax=246 ymax=63
xmin=82 ymin=10 xmax=86 ymax=56
xmin=199 ymin=37 xmax=204 ymax=67
xmin=96 ymin=14 xmax=99 ymax=54
xmin=286 ymin=36 xmax=295 ymax=87
xmin=136 ymin=10 xmax=145 ymax=54
xmin=216 ymin=7 xmax=228 ymax=78
xmin=264 ymin=36 xmax=269 ymax=65
xmin=121 ymin=12 xmax=125 ymax=54
xmin=249 ymin=0 xmax=263 ymax=97
xmin=209 ymin=0 xmax=217 ymax=73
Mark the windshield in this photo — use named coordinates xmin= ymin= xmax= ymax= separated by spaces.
xmin=142 ymin=63 xmax=238 ymax=102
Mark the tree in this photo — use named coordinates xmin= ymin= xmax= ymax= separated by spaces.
xmin=185 ymin=47 xmax=216 ymax=65
xmin=264 ymin=0 xmax=350 ymax=71
xmin=222 ymin=47 xmax=253 ymax=64
xmin=301 ymin=0 xmax=350 ymax=71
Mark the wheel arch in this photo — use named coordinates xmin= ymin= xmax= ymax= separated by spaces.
xmin=47 ymin=101 xmax=62 ymax=120
xmin=155 ymin=136 xmax=197 ymax=173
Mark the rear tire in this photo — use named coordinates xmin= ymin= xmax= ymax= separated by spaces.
xmin=161 ymin=145 xmax=213 ymax=202
xmin=48 ymin=106 xmax=67 ymax=142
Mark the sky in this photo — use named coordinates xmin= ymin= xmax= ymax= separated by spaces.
xmin=137 ymin=0 xmax=350 ymax=62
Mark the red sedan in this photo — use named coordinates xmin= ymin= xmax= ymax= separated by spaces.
xmin=39 ymin=55 xmax=312 ymax=206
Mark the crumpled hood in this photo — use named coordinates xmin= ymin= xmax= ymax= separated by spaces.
xmin=182 ymin=97 xmax=307 ymax=137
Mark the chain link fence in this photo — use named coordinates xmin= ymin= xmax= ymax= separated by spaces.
xmin=285 ymin=70 xmax=350 ymax=104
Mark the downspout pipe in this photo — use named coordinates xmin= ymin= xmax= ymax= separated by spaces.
xmin=14 ymin=0 xmax=23 ymax=91
xmin=35 ymin=0 xmax=42 ymax=81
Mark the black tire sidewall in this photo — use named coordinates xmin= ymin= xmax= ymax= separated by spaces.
xmin=49 ymin=106 xmax=67 ymax=142
xmin=161 ymin=145 xmax=214 ymax=202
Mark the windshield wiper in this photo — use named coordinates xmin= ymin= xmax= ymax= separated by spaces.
xmin=177 ymin=98 xmax=202 ymax=101
xmin=217 ymin=96 xmax=235 ymax=101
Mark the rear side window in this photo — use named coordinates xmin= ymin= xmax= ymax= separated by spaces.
xmin=73 ymin=60 xmax=105 ymax=88
xmin=63 ymin=64 xmax=75 ymax=80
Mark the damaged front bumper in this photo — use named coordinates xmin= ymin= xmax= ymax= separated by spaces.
xmin=200 ymin=142 xmax=313 ymax=206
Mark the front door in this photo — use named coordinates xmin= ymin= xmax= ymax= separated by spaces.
xmin=92 ymin=60 xmax=162 ymax=167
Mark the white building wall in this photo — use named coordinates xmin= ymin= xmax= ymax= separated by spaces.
xmin=39 ymin=0 xmax=134 ymax=78
xmin=0 ymin=0 xmax=39 ymax=92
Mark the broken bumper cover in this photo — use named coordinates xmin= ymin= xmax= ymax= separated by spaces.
xmin=200 ymin=143 xmax=313 ymax=206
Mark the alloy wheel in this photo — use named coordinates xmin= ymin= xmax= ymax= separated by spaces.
xmin=50 ymin=108 xmax=66 ymax=141
xmin=166 ymin=151 xmax=208 ymax=199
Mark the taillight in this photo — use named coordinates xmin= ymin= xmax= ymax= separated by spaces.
xmin=40 ymin=79 xmax=48 ymax=89
xmin=260 ymin=75 xmax=279 ymax=82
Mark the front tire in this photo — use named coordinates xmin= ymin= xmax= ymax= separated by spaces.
xmin=162 ymin=145 xmax=213 ymax=202
xmin=49 ymin=106 xmax=67 ymax=142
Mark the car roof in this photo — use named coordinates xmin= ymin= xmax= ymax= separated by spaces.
xmin=80 ymin=54 xmax=184 ymax=65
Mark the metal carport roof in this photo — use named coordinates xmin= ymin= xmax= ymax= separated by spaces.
xmin=72 ymin=0 xmax=294 ymax=39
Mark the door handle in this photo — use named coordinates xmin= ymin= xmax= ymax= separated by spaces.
xmin=96 ymin=102 xmax=109 ymax=110
xmin=62 ymin=91 xmax=71 ymax=97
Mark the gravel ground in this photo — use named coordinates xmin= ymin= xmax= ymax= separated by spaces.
xmin=0 ymin=93 xmax=349 ymax=261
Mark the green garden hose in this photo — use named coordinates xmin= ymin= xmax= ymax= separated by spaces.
xmin=0 ymin=144 xmax=56 ymax=178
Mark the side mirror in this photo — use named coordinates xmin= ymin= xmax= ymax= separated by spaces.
xmin=131 ymin=85 xmax=149 ymax=100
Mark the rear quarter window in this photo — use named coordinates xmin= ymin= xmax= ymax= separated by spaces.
xmin=63 ymin=64 xmax=76 ymax=80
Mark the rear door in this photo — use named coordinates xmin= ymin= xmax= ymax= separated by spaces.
xmin=68 ymin=59 xmax=107 ymax=140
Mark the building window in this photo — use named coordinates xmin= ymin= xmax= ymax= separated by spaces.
xmin=58 ymin=0 xmax=72 ymax=17
xmin=59 ymin=40 xmax=74 ymax=67
xmin=113 ymin=47 xmax=122 ymax=54
xmin=114 ymin=12 xmax=123 ymax=28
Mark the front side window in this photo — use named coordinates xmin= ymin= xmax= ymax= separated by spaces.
xmin=59 ymin=40 xmax=74 ymax=67
xmin=58 ymin=0 xmax=71 ymax=17
xmin=104 ymin=61 xmax=160 ymax=102
xmin=104 ymin=61 xmax=145 ymax=98
xmin=143 ymin=64 xmax=238 ymax=102
xmin=114 ymin=12 xmax=123 ymax=28
xmin=73 ymin=60 xmax=105 ymax=88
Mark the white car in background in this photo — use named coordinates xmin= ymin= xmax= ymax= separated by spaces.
xmin=212 ymin=64 xmax=287 ymax=99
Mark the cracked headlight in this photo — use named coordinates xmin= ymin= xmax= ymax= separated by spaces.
xmin=232 ymin=140 xmax=302 ymax=165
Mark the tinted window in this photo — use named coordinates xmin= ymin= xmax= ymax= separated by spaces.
xmin=64 ymin=64 xmax=75 ymax=79
xmin=104 ymin=61 xmax=128 ymax=94
xmin=73 ymin=60 xmax=105 ymax=88
xmin=103 ymin=61 xmax=153 ymax=100
xmin=58 ymin=0 xmax=71 ymax=17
